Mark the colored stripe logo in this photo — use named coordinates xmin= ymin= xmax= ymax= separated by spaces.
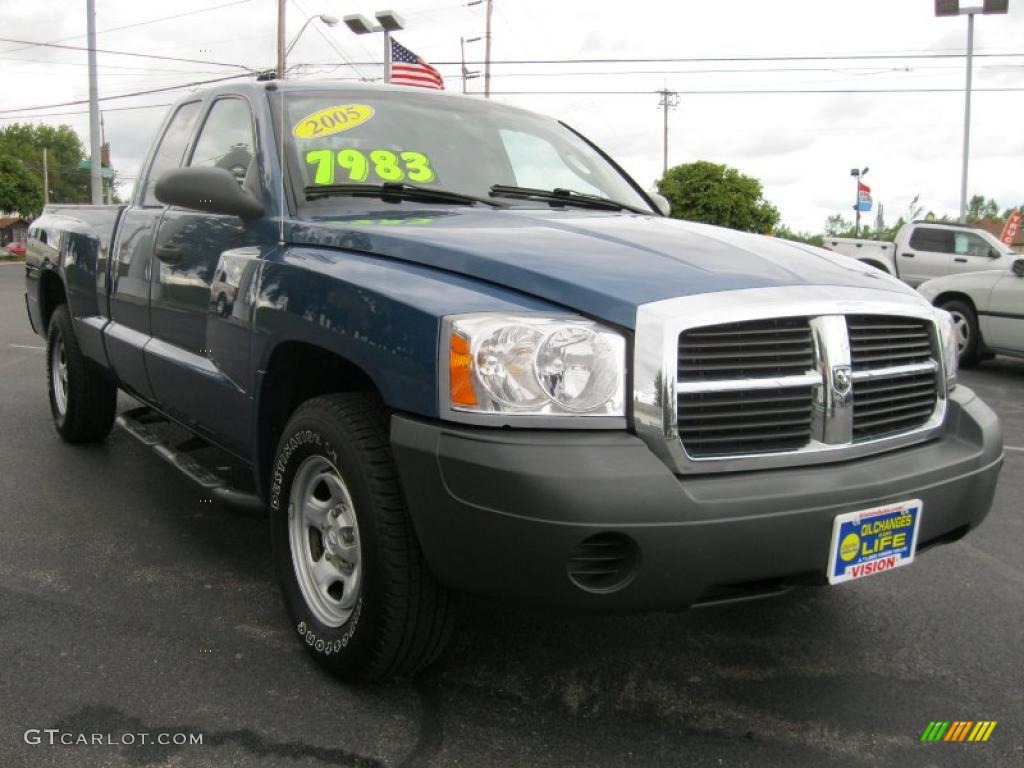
xmin=921 ymin=721 xmax=997 ymax=742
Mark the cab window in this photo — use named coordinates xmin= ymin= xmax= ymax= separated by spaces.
xmin=909 ymin=227 xmax=953 ymax=253
xmin=953 ymin=231 xmax=991 ymax=258
xmin=188 ymin=98 xmax=256 ymax=188
xmin=143 ymin=101 xmax=202 ymax=206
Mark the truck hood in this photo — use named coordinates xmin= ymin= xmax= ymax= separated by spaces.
xmin=290 ymin=208 xmax=915 ymax=328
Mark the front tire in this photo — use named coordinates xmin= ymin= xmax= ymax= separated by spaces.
xmin=270 ymin=393 xmax=455 ymax=681
xmin=46 ymin=304 xmax=117 ymax=443
xmin=940 ymin=299 xmax=981 ymax=367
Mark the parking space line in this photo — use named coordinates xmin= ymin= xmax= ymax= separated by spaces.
xmin=9 ymin=344 xmax=44 ymax=351
xmin=1005 ymin=445 xmax=1023 ymax=453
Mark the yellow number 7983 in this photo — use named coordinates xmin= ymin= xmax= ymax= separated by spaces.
xmin=305 ymin=149 xmax=435 ymax=185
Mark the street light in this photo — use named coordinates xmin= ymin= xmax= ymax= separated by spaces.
xmin=285 ymin=13 xmax=339 ymax=60
xmin=851 ymin=166 xmax=869 ymax=238
xmin=343 ymin=10 xmax=405 ymax=82
xmin=934 ymin=0 xmax=1010 ymax=222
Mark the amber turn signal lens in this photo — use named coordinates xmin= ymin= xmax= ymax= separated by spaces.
xmin=449 ymin=334 xmax=478 ymax=407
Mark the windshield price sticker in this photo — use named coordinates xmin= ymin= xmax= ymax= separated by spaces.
xmin=827 ymin=499 xmax=922 ymax=585
xmin=293 ymin=104 xmax=374 ymax=139
xmin=305 ymin=149 xmax=436 ymax=185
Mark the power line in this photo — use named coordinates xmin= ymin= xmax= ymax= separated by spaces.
xmin=0 ymin=1 xmax=253 ymax=55
xmin=307 ymin=51 xmax=1024 ymax=67
xmin=0 ymin=103 xmax=173 ymax=121
xmin=487 ymin=87 xmax=1024 ymax=95
xmin=0 ymin=73 xmax=251 ymax=115
xmin=0 ymin=37 xmax=253 ymax=70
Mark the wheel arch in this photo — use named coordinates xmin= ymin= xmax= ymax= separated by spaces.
xmin=38 ymin=268 xmax=68 ymax=334
xmin=859 ymin=258 xmax=891 ymax=274
xmin=254 ymin=340 xmax=380 ymax=501
xmin=932 ymin=290 xmax=979 ymax=316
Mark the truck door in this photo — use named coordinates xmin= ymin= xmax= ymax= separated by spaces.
xmin=901 ymin=227 xmax=953 ymax=286
xmin=106 ymin=100 xmax=202 ymax=401
xmin=146 ymin=96 xmax=264 ymax=455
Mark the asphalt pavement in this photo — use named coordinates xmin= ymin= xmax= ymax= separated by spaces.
xmin=0 ymin=261 xmax=1021 ymax=767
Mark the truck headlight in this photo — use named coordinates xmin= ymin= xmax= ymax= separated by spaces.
xmin=935 ymin=308 xmax=959 ymax=390
xmin=443 ymin=314 xmax=626 ymax=421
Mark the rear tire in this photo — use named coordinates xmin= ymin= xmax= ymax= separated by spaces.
xmin=46 ymin=304 xmax=117 ymax=443
xmin=269 ymin=392 xmax=455 ymax=681
xmin=939 ymin=299 xmax=981 ymax=367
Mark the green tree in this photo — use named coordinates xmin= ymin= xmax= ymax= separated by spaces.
xmin=0 ymin=123 xmax=90 ymax=212
xmin=966 ymin=195 xmax=999 ymax=223
xmin=825 ymin=213 xmax=854 ymax=237
xmin=775 ymin=225 xmax=823 ymax=247
xmin=656 ymin=160 xmax=780 ymax=233
xmin=0 ymin=156 xmax=43 ymax=217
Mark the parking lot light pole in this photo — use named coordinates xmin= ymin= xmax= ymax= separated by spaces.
xmin=343 ymin=11 xmax=406 ymax=83
xmin=934 ymin=0 xmax=1010 ymax=223
xmin=851 ymin=166 xmax=868 ymax=238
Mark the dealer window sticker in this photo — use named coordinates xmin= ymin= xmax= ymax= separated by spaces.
xmin=292 ymin=104 xmax=374 ymax=139
xmin=305 ymin=149 xmax=436 ymax=185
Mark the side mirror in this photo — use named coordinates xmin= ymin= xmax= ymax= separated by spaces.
xmin=155 ymin=166 xmax=264 ymax=220
xmin=648 ymin=189 xmax=671 ymax=217
xmin=1012 ymin=258 xmax=1024 ymax=277
xmin=988 ymin=248 xmax=1001 ymax=259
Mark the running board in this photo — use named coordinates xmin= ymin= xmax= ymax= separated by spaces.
xmin=115 ymin=406 xmax=266 ymax=515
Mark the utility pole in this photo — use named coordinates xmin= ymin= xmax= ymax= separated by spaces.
xmin=276 ymin=0 xmax=286 ymax=79
xmin=100 ymin=111 xmax=110 ymax=204
xmin=483 ymin=0 xmax=493 ymax=98
xmin=86 ymin=0 xmax=102 ymax=205
xmin=42 ymin=148 xmax=49 ymax=205
xmin=657 ymin=89 xmax=679 ymax=176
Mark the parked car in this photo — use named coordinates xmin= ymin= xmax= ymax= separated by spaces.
xmin=822 ymin=222 xmax=1017 ymax=287
xmin=23 ymin=81 xmax=1003 ymax=681
xmin=918 ymin=257 xmax=1024 ymax=365
xmin=3 ymin=241 xmax=26 ymax=258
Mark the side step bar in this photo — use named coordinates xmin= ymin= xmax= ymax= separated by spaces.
xmin=116 ymin=406 xmax=266 ymax=515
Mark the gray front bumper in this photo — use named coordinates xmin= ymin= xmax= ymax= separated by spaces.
xmin=391 ymin=386 xmax=1002 ymax=612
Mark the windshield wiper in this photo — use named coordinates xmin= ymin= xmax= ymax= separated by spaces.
xmin=489 ymin=184 xmax=648 ymax=214
xmin=304 ymin=182 xmax=501 ymax=207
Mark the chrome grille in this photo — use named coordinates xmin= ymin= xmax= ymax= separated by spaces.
xmin=677 ymin=318 xmax=814 ymax=457
xmin=678 ymin=384 xmax=813 ymax=457
xmin=677 ymin=317 xmax=814 ymax=380
xmin=852 ymin=372 xmax=938 ymax=440
xmin=634 ymin=288 xmax=950 ymax=475
xmin=848 ymin=315 xmax=933 ymax=368
xmin=848 ymin=315 xmax=938 ymax=441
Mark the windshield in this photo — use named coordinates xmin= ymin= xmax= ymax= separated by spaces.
xmin=272 ymin=88 xmax=652 ymax=214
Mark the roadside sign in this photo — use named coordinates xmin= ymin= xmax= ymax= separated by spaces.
xmin=1000 ymin=210 xmax=1021 ymax=246
xmin=856 ymin=182 xmax=872 ymax=212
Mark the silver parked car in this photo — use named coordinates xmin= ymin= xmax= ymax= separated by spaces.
xmin=918 ymin=257 xmax=1024 ymax=365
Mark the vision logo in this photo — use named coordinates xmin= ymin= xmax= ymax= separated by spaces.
xmin=920 ymin=721 xmax=997 ymax=742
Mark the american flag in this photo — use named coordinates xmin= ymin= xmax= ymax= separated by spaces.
xmin=390 ymin=38 xmax=445 ymax=90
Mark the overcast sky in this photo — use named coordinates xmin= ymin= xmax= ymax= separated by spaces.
xmin=2 ymin=0 xmax=1022 ymax=231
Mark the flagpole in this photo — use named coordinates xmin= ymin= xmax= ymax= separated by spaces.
xmin=384 ymin=30 xmax=391 ymax=83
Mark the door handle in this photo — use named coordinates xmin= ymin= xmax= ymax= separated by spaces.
xmin=155 ymin=245 xmax=182 ymax=264
xmin=954 ymin=257 xmax=967 ymax=263
xmin=901 ymin=252 xmax=915 ymax=258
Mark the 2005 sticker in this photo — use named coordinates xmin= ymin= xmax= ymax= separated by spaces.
xmin=305 ymin=149 xmax=436 ymax=184
xmin=292 ymin=104 xmax=374 ymax=139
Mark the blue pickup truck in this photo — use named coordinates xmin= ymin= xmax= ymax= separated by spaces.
xmin=24 ymin=81 xmax=1003 ymax=681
